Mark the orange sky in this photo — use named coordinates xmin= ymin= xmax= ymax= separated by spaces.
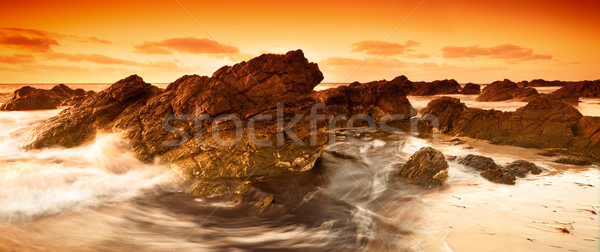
xmin=0 ymin=0 xmax=599 ymax=84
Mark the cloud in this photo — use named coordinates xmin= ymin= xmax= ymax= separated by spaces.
xmin=45 ymin=53 xmax=178 ymax=69
xmin=0 ymin=27 xmax=111 ymax=52
xmin=134 ymin=37 xmax=239 ymax=55
xmin=320 ymin=57 xmax=411 ymax=68
xmin=441 ymin=44 xmax=552 ymax=60
xmin=0 ymin=54 xmax=36 ymax=64
xmin=351 ymin=40 xmax=420 ymax=56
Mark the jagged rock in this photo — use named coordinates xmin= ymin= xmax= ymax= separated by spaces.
xmin=0 ymin=84 xmax=93 ymax=110
xmin=461 ymin=83 xmax=480 ymax=94
xmin=410 ymin=79 xmax=462 ymax=96
xmin=503 ymin=160 xmax=542 ymax=177
xmin=477 ymin=79 xmax=539 ymax=102
xmin=549 ymin=80 xmax=600 ymax=101
xmin=396 ymin=147 xmax=449 ymax=187
xmin=26 ymin=50 xmax=418 ymax=187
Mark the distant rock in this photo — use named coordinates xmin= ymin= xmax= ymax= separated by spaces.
xmin=519 ymin=79 xmax=568 ymax=87
xmin=410 ymin=79 xmax=462 ymax=96
xmin=553 ymin=158 xmax=592 ymax=166
xmin=549 ymin=80 xmax=600 ymax=101
xmin=421 ymin=96 xmax=599 ymax=161
xmin=396 ymin=147 xmax=448 ymax=187
xmin=461 ymin=83 xmax=480 ymax=94
xmin=0 ymin=84 xmax=93 ymax=111
xmin=477 ymin=79 xmax=539 ymax=102
xmin=312 ymin=75 xmax=415 ymax=118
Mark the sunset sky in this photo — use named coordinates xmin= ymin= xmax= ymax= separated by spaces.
xmin=1 ymin=0 xmax=599 ymax=84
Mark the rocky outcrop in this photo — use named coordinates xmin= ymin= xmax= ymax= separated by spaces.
xmin=26 ymin=50 xmax=418 ymax=185
xmin=421 ymin=97 xmax=599 ymax=161
xmin=461 ymin=83 xmax=480 ymax=94
xmin=396 ymin=147 xmax=448 ymax=187
xmin=457 ymin=154 xmax=501 ymax=171
xmin=410 ymin=79 xmax=462 ymax=96
xmin=549 ymin=80 xmax=600 ymax=101
xmin=0 ymin=84 xmax=93 ymax=110
xmin=477 ymin=79 xmax=539 ymax=102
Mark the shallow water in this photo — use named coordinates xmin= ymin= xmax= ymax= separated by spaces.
xmin=0 ymin=85 xmax=598 ymax=251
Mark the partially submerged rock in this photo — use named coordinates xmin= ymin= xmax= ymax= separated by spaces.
xmin=457 ymin=154 xmax=501 ymax=171
xmin=461 ymin=83 xmax=481 ymax=94
xmin=0 ymin=84 xmax=93 ymax=110
xmin=503 ymin=160 xmax=542 ymax=177
xmin=477 ymin=79 xmax=539 ymax=102
xmin=396 ymin=147 xmax=449 ymax=187
xmin=410 ymin=79 xmax=462 ymax=96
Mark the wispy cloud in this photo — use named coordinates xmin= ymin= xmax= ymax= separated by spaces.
xmin=0 ymin=27 xmax=111 ymax=52
xmin=45 ymin=53 xmax=178 ymax=69
xmin=441 ymin=44 xmax=552 ymax=60
xmin=0 ymin=54 xmax=36 ymax=64
xmin=134 ymin=37 xmax=239 ymax=55
xmin=351 ymin=40 xmax=420 ymax=56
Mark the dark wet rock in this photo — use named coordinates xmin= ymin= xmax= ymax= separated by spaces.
xmin=480 ymin=168 xmax=516 ymax=185
xmin=549 ymin=80 xmax=600 ymax=100
xmin=537 ymin=150 xmax=561 ymax=157
xmin=461 ymin=83 xmax=480 ymax=94
xmin=553 ymin=158 xmax=592 ymax=166
xmin=477 ymin=79 xmax=539 ymax=102
xmin=410 ymin=79 xmax=462 ymax=96
xmin=503 ymin=160 xmax=542 ymax=177
xmin=0 ymin=84 xmax=93 ymax=110
xmin=518 ymin=79 xmax=568 ymax=87
xmin=456 ymin=154 xmax=519 ymax=184
xmin=457 ymin=154 xmax=502 ymax=171
xmin=396 ymin=147 xmax=449 ymax=187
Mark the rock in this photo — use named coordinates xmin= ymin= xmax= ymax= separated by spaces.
xmin=457 ymin=154 xmax=502 ymax=171
xmin=456 ymin=154 xmax=518 ymax=184
xmin=26 ymin=50 xmax=418 ymax=191
xmin=396 ymin=147 xmax=449 ymax=187
xmin=312 ymin=75 xmax=415 ymax=117
xmin=553 ymin=158 xmax=592 ymax=166
xmin=477 ymin=79 xmax=539 ymax=102
xmin=480 ymin=168 xmax=516 ymax=185
xmin=419 ymin=97 xmax=466 ymax=133
xmin=461 ymin=83 xmax=480 ymax=94
xmin=422 ymin=97 xmax=588 ymax=153
xmin=410 ymin=79 xmax=462 ymax=96
xmin=0 ymin=84 xmax=93 ymax=110
xmin=503 ymin=160 xmax=542 ymax=177
xmin=549 ymin=80 xmax=600 ymax=101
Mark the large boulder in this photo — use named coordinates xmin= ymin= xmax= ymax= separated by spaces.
xmin=419 ymin=97 xmax=466 ymax=133
xmin=477 ymin=79 xmax=539 ymax=102
xmin=410 ymin=79 xmax=462 ymax=96
xmin=0 ymin=84 xmax=92 ymax=110
xmin=396 ymin=147 xmax=449 ymax=187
